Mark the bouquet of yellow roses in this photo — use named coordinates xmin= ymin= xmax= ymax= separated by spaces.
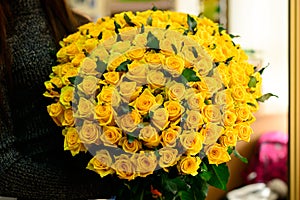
xmin=44 ymin=7 xmax=272 ymax=200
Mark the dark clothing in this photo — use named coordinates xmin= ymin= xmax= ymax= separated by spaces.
xmin=0 ymin=0 xmax=113 ymax=199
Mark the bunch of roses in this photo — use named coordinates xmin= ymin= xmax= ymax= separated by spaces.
xmin=44 ymin=9 xmax=262 ymax=181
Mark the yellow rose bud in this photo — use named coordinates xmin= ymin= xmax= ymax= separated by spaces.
xmin=95 ymin=104 xmax=112 ymax=126
xmin=178 ymin=155 xmax=201 ymax=176
xmin=131 ymin=89 xmax=156 ymax=115
xmin=147 ymin=70 xmax=167 ymax=89
xmin=112 ymin=154 xmax=136 ymax=181
xmin=59 ymin=86 xmax=74 ymax=108
xmin=222 ymin=110 xmax=237 ymax=127
xmin=119 ymin=137 xmax=142 ymax=153
xmin=161 ymin=126 xmax=181 ymax=147
xmin=126 ymin=62 xmax=147 ymax=84
xmin=76 ymin=97 xmax=94 ymax=119
xmin=235 ymin=122 xmax=253 ymax=142
xmin=63 ymin=127 xmax=83 ymax=156
xmin=180 ymin=131 xmax=204 ymax=155
xmin=202 ymin=105 xmax=222 ymax=123
xmin=100 ymin=126 xmax=122 ymax=147
xmin=103 ymin=72 xmax=120 ymax=85
xmin=97 ymin=85 xmax=115 ymax=103
xmin=235 ymin=104 xmax=251 ymax=122
xmin=77 ymin=76 xmax=99 ymax=96
xmin=133 ymin=151 xmax=157 ymax=177
xmin=127 ymin=46 xmax=145 ymax=60
xmin=219 ymin=128 xmax=238 ymax=147
xmin=206 ymin=143 xmax=231 ymax=165
xmin=78 ymin=121 xmax=100 ymax=145
xmin=151 ymin=107 xmax=169 ymax=130
xmin=201 ymin=122 xmax=224 ymax=145
xmin=164 ymin=55 xmax=185 ymax=76
xmin=184 ymin=110 xmax=204 ymax=131
xmin=167 ymin=82 xmax=186 ymax=101
xmin=62 ymin=109 xmax=75 ymax=126
xmin=158 ymin=147 xmax=179 ymax=171
xmin=118 ymin=81 xmax=142 ymax=102
xmin=164 ymin=100 xmax=184 ymax=122
xmin=50 ymin=77 xmax=63 ymax=88
xmin=117 ymin=110 xmax=141 ymax=133
xmin=86 ymin=149 xmax=115 ymax=178
xmin=139 ymin=125 xmax=160 ymax=148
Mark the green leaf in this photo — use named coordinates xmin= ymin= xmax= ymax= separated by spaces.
xmin=187 ymin=15 xmax=197 ymax=34
xmin=124 ymin=13 xmax=135 ymax=26
xmin=140 ymin=24 xmax=145 ymax=33
xmin=152 ymin=5 xmax=158 ymax=11
xmin=97 ymin=32 xmax=103 ymax=40
xmin=182 ymin=68 xmax=201 ymax=82
xmin=171 ymin=44 xmax=178 ymax=54
xmin=115 ymin=60 xmax=132 ymax=72
xmin=229 ymin=33 xmax=240 ymax=38
xmin=68 ymin=76 xmax=76 ymax=85
xmin=258 ymin=63 xmax=270 ymax=75
xmin=218 ymin=26 xmax=226 ymax=34
xmin=127 ymin=134 xmax=136 ymax=144
xmin=178 ymin=190 xmax=195 ymax=200
xmin=96 ymin=59 xmax=107 ymax=73
xmin=147 ymin=15 xmax=153 ymax=26
xmin=114 ymin=21 xmax=121 ymax=34
xmin=247 ymin=102 xmax=257 ymax=107
xmin=257 ymin=93 xmax=278 ymax=102
xmin=146 ymin=32 xmax=160 ymax=50
xmin=224 ymin=56 xmax=234 ymax=65
xmin=248 ymin=76 xmax=257 ymax=88
xmin=200 ymin=163 xmax=212 ymax=181
xmin=207 ymin=163 xmax=229 ymax=190
xmin=191 ymin=46 xmax=198 ymax=58
xmin=233 ymin=149 xmax=248 ymax=164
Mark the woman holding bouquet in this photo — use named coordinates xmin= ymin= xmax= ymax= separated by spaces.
xmin=0 ymin=0 xmax=114 ymax=199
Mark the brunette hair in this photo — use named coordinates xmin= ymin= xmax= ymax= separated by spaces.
xmin=0 ymin=0 xmax=89 ymax=119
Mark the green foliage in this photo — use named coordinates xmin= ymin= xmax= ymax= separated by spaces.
xmin=257 ymin=93 xmax=278 ymax=102
xmin=182 ymin=68 xmax=201 ymax=82
xmin=147 ymin=32 xmax=160 ymax=50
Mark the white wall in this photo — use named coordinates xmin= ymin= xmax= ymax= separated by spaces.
xmin=228 ymin=0 xmax=288 ymax=114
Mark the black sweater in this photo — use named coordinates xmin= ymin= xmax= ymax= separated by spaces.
xmin=0 ymin=0 xmax=114 ymax=199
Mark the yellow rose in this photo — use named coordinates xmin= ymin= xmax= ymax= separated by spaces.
xmin=131 ymin=89 xmax=156 ymax=115
xmin=100 ymin=126 xmax=122 ymax=147
xmin=76 ymin=97 xmax=94 ymax=119
xmin=111 ymin=40 xmax=131 ymax=53
xmin=118 ymin=81 xmax=142 ymax=102
xmin=132 ymin=33 xmax=147 ymax=47
xmin=49 ymin=77 xmax=63 ymax=88
xmin=158 ymin=147 xmax=179 ymax=171
xmin=222 ymin=110 xmax=237 ymax=127
xmin=103 ymin=72 xmax=120 ymax=85
xmin=231 ymin=85 xmax=247 ymax=102
xmin=77 ymin=76 xmax=99 ymax=96
xmin=84 ymin=38 xmax=99 ymax=52
xmin=102 ymin=33 xmax=118 ymax=51
xmin=107 ymin=53 xmax=127 ymax=71
xmin=97 ymin=85 xmax=115 ymax=103
xmin=202 ymin=76 xmax=223 ymax=96
xmin=47 ymin=102 xmax=63 ymax=117
xmin=71 ymin=53 xmax=86 ymax=67
xmin=147 ymin=70 xmax=167 ymax=89
xmin=65 ymin=43 xmax=80 ymax=57
xmin=185 ymin=110 xmax=204 ymax=131
xmin=180 ymin=131 xmax=204 ymax=155
xmin=160 ymin=38 xmax=174 ymax=55
xmin=127 ymin=46 xmax=146 ymax=60
xmin=219 ymin=128 xmax=238 ymax=147
xmin=214 ymin=89 xmax=234 ymax=106
xmin=78 ymin=121 xmax=100 ymax=144
xmin=145 ymin=52 xmax=164 ymax=69
xmin=133 ymin=151 xmax=157 ymax=177
xmin=161 ymin=126 xmax=181 ymax=147
xmin=63 ymin=127 xmax=83 ymax=156
xmin=235 ymin=122 xmax=253 ymax=142
xmin=167 ymin=82 xmax=186 ymax=101
xmin=90 ymin=46 xmax=109 ymax=63
xmin=126 ymin=62 xmax=147 ymax=84
xmin=59 ymin=86 xmax=74 ymax=108
xmin=164 ymin=100 xmax=184 ymax=122
xmin=112 ymin=154 xmax=136 ymax=180
xmin=86 ymin=149 xmax=115 ymax=178
xmin=151 ymin=107 xmax=169 ymax=130
xmin=80 ymin=57 xmax=99 ymax=76
xmin=117 ymin=110 xmax=141 ymax=133
xmin=201 ymin=122 xmax=224 ymax=145
xmin=62 ymin=109 xmax=75 ymax=126
xmin=235 ymin=104 xmax=251 ymax=122
xmin=119 ymin=137 xmax=142 ymax=153
xmin=94 ymin=104 xmax=113 ymax=126
xmin=62 ymin=66 xmax=78 ymax=85
xmin=164 ymin=55 xmax=185 ymax=76
xmin=139 ymin=125 xmax=160 ymax=148
xmin=186 ymin=91 xmax=205 ymax=111
xmin=202 ymin=105 xmax=222 ymax=123
xmin=119 ymin=27 xmax=139 ymax=41
xmin=206 ymin=143 xmax=231 ymax=165
xmin=178 ymin=155 xmax=201 ymax=176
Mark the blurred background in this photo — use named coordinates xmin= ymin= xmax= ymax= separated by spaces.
xmin=67 ymin=0 xmax=289 ymax=199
